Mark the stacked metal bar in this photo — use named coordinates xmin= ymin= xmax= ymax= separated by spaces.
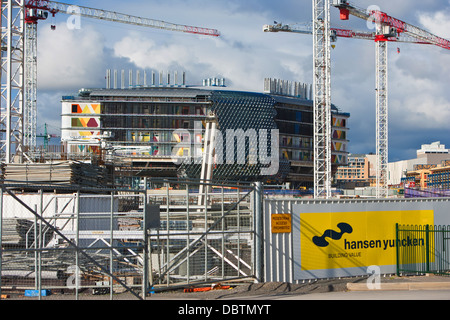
xmin=1 ymin=219 xmax=35 ymax=248
xmin=2 ymin=161 xmax=113 ymax=188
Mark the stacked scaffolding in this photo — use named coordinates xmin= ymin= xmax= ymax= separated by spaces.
xmin=2 ymin=161 xmax=114 ymax=188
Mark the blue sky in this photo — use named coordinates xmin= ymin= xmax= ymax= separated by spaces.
xmin=36 ymin=0 xmax=450 ymax=161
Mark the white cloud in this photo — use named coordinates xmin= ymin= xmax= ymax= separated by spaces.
xmin=392 ymin=94 xmax=450 ymax=130
xmin=111 ymin=4 xmax=313 ymax=92
xmin=419 ymin=10 xmax=450 ymax=39
xmin=37 ymin=91 xmax=65 ymax=133
xmin=37 ymin=23 xmax=108 ymax=90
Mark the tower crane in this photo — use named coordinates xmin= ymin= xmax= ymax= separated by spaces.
xmin=264 ymin=23 xmax=427 ymax=44
xmin=312 ymin=0 xmax=333 ymax=199
xmin=1 ymin=0 xmax=220 ymax=164
xmin=36 ymin=123 xmax=58 ymax=151
xmin=332 ymin=0 xmax=450 ymax=198
xmin=265 ymin=1 xmax=450 ymax=198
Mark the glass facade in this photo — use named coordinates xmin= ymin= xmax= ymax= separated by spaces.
xmin=179 ymin=90 xmax=290 ymax=182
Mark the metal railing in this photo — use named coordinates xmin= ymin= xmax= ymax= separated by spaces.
xmin=396 ymin=224 xmax=450 ymax=276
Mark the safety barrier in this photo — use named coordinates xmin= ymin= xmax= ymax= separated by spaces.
xmin=396 ymin=224 xmax=450 ymax=276
xmin=0 ymin=180 xmax=260 ymax=300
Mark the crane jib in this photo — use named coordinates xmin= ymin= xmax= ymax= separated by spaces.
xmin=25 ymin=0 xmax=220 ymax=37
xmin=184 ymin=26 xmax=220 ymax=37
xmin=369 ymin=10 xmax=406 ymax=31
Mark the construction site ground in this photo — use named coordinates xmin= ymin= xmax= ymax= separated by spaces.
xmin=150 ymin=274 xmax=450 ymax=300
xmin=3 ymin=274 xmax=450 ymax=300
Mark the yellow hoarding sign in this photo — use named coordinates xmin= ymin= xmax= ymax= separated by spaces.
xmin=272 ymin=214 xmax=292 ymax=233
xmin=300 ymin=210 xmax=434 ymax=271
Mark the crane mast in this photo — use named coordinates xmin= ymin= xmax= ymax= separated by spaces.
xmin=312 ymin=0 xmax=332 ymax=199
xmin=375 ymin=39 xmax=388 ymax=198
xmin=1 ymin=1 xmax=26 ymax=163
xmin=1 ymin=0 xmax=219 ymax=164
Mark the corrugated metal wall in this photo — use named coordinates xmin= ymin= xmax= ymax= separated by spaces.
xmin=263 ymin=197 xmax=450 ymax=283
xmin=264 ymin=198 xmax=299 ymax=283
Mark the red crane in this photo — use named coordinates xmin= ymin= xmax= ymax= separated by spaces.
xmin=332 ymin=0 xmax=450 ymax=197
xmin=265 ymin=1 xmax=450 ymax=198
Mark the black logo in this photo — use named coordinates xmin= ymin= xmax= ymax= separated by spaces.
xmin=312 ymin=223 xmax=353 ymax=247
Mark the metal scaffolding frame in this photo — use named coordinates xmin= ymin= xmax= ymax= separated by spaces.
xmin=375 ymin=40 xmax=388 ymax=198
xmin=1 ymin=0 xmax=26 ymax=163
xmin=0 ymin=179 xmax=261 ymax=299
xmin=312 ymin=0 xmax=332 ymax=199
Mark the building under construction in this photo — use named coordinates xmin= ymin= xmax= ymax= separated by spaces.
xmin=61 ymin=77 xmax=350 ymax=188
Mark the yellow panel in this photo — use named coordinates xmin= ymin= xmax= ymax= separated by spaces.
xmin=78 ymin=131 xmax=93 ymax=137
xmin=91 ymin=104 xmax=101 ymax=114
xmin=79 ymin=118 xmax=89 ymax=127
xmin=300 ymin=210 xmax=434 ymax=271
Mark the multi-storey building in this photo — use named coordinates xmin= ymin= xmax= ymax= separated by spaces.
xmin=272 ymin=95 xmax=349 ymax=187
xmin=402 ymin=161 xmax=450 ymax=190
xmin=389 ymin=141 xmax=450 ymax=186
xmin=61 ymin=79 xmax=350 ymax=187
xmin=428 ymin=163 xmax=450 ymax=189
xmin=335 ymin=154 xmax=370 ymax=186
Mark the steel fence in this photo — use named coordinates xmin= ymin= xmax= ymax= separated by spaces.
xmin=0 ymin=180 xmax=259 ymax=300
xmin=396 ymin=224 xmax=450 ymax=276
xmin=0 ymin=186 xmax=147 ymax=300
xmin=146 ymin=180 xmax=258 ymax=289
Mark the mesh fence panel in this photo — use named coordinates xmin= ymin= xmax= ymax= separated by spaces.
xmin=0 ymin=188 xmax=146 ymax=300
xmin=0 ymin=181 xmax=257 ymax=299
xmin=147 ymin=182 xmax=255 ymax=288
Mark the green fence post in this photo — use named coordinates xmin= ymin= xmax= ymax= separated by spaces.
xmin=396 ymin=223 xmax=400 ymax=276
xmin=425 ymin=224 xmax=430 ymax=274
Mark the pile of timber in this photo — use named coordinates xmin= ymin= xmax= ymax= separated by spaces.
xmin=2 ymin=161 xmax=113 ymax=188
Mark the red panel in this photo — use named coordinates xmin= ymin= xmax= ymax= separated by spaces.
xmin=86 ymin=118 xmax=98 ymax=128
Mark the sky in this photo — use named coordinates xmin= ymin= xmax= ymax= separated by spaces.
xmin=35 ymin=0 xmax=450 ymax=161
